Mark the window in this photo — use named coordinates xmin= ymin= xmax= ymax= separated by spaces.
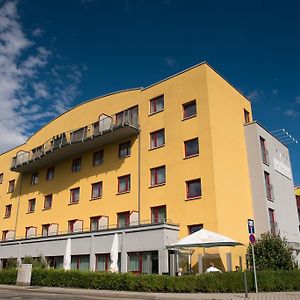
xmin=44 ymin=194 xmax=53 ymax=209
xmin=46 ymin=167 xmax=55 ymax=180
xmin=118 ymin=175 xmax=130 ymax=193
xmin=268 ymin=208 xmax=276 ymax=235
xmin=151 ymin=205 xmax=166 ymax=223
xmin=183 ymin=100 xmax=196 ymax=119
xmin=72 ymin=157 xmax=81 ymax=172
xmin=28 ymin=198 xmax=36 ymax=213
xmin=31 ymin=172 xmax=39 ymax=185
xmin=184 ymin=138 xmax=199 ymax=158
xmin=90 ymin=216 xmax=101 ymax=231
xmin=119 ymin=141 xmax=131 ymax=158
xmin=93 ymin=150 xmax=103 ymax=166
xmin=244 ymin=109 xmax=250 ymax=123
xmin=260 ymin=137 xmax=269 ymax=165
xmin=186 ymin=179 xmax=202 ymax=199
xmin=150 ymin=129 xmax=165 ymax=149
xmin=8 ymin=180 xmax=15 ymax=193
xmin=150 ymin=166 xmax=166 ymax=186
xmin=0 ymin=173 xmax=3 ymax=184
xmin=128 ymin=251 xmax=158 ymax=274
xmin=42 ymin=224 xmax=50 ymax=237
xmin=68 ymin=219 xmax=77 ymax=233
xmin=25 ymin=226 xmax=36 ymax=238
xmin=2 ymin=231 xmax=8 ymax=241
xmin=150 ymin=95 xmax=164 ymax=114
xmin=71 ymin=255 xmax=90 ymax=271
xmin=5 ymin=204 xmax=12 ymax=218
xmin=117 ymin=211 xmax=130 ymax=228
xmin=188 ymin=224 xmax=203 ymax=234
xmin=70 ymin=187 xmax=80 ymax=204
xmin=264 ymin=171 xmax=273 ymax=201
xmin=91 ymin=182 xmax=102 ymax=199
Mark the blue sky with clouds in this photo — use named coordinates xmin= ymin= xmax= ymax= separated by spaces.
xmin=0 ymin=0 xmax=299 ymax=184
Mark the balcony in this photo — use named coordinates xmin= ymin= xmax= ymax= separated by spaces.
xmin=11 ymin=111 xmax=139 ymax=173
xmin=265 ymin=183 xmax=274 ymax=201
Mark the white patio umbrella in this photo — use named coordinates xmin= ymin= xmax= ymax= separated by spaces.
xmin=109 ymin=233 xmax=119 ymax=273
xmin=170 ymin=228 xmax=243 ymax=248
xmin=63 ymin=238 xmax=71 ymax=270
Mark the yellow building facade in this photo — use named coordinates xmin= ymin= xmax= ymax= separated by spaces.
xmin=0 ymin=62 xmax=254 ymax=272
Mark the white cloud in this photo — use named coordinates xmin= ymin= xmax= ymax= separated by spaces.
xmin=272 ymin=89 xmax=279 ymax=96
xmin=296 ymin=96 xmax=300 ymax=105
xmin=0 ymin=1 xmax=86 ymax=154
xmin=284 ymin=109 xmax=299 ymax=117
xmin=32 ymin=28 xmax=43 ymax=37
xmin=246 ymin=90 xmax=264 ymax=102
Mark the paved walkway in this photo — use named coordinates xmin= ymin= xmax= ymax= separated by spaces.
xmin=0 ymin=285 xmax=299 ymax=299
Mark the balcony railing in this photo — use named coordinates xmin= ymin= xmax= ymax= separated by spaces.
xmin=1 ymin=219 xmax=176 ymax=242
xmin=261 ymin=148 xmax=270 ymax=165
xmin=11 ymin=110 xmax=139 ymax=172
xmin=265 ymin=183 xmax=274 ymax=201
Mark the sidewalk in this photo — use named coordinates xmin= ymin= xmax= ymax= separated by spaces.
xmin=0 ymin=284 xmax=299 ymax=299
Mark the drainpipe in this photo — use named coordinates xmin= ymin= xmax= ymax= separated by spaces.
xmin=137 ymin=126 xmax=141 ymax=225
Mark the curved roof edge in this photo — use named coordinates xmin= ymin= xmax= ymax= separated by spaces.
xmin=26 ymin=87 xmax=142 ymax=143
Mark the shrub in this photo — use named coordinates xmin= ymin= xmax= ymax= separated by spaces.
xmin=0 ymin=269 xmax=17 ymax=284
xmin=247 ymin=233 xmax=295 ymax=270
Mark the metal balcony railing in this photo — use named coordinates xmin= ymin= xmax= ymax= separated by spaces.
xmin=1 ymin=219 xmax=176 ymax=242
xmin=11 ymin=110 xmax=139 ymax=170
xmin=265 ymin=183 xmax=274 ymax=201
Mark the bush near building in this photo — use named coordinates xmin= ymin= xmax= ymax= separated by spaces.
xmin=246 ymin=233 xmax=296 ymax=271
xmin=1 ymin=269 xmax=300 ymax=292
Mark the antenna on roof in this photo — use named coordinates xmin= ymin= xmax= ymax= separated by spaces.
xmin=271 ymin=129 xmax=298 ymax=146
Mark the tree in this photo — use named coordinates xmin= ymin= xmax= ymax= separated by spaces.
xmin=247 ymin=233 xmax=295 ymax=270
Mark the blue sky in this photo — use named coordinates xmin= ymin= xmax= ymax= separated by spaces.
xmin=0 ymin=0 xmax=299 ymax=185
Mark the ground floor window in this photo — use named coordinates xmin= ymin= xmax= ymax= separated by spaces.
xmin=128 ymin=251 xmax=158 ymax=274
xmin=47 ymin=256 xmax=64 ymax=269
xmin=96 ymin=253 xmax=121 ymax=272
xmin=71 ymin=255 xmax=90 ymax=271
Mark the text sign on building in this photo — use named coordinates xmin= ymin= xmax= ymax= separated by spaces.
xmin=247 ymin=219 xmax=255 ymax=234
xmin=273 ymin=157 xmax=292 ymax=180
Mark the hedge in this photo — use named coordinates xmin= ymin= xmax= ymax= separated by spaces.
xmin=0 ymin=269 xmax=300 ymax=293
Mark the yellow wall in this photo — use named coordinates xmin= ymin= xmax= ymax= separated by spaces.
xmin=0 ymin=63 xmax=254 ymax=269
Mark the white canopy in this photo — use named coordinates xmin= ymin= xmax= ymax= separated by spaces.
xmin=170 ymin=229 xmax=243 ymax=248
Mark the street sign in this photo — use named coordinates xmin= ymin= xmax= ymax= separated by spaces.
xmin=247 ymin=219 xmax=255 ymax=234
xmin=249 ymin=233 xmax=256 ymax=244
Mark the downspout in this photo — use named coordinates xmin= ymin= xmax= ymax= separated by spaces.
xmin=137 ymin=126 xmax=141 ymax=225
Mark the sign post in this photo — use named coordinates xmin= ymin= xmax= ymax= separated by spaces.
xmin=248 ymin=219 xmax=258 ymax=293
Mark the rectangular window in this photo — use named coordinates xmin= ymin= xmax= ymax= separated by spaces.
xmin=8 ymin=180 xmax=15 ymax=193
xmin=91 ymin=182 xmax=102 ymax=199
xmin=44 ymin=194 xmax=53 ymax=209
xmin=0 ymin=173 xmax=3 ymax=184
xmin=119 ymin=141 xmax=131 ymax=158
xmin=71 ymin=255 xmax=90 ymax=271
xmin=118 ymin=175 xmax=131 ymax=193
xmin=184 ymin=138 xmax=199 ymax=158
xmin=117 ymin=211 xmax=130 ymax=228
xmin=150 ymin=166 xmax=166 ymax=186
xmin=2 ymin=230 xmax=8 ymax=241
xmin=151 ymin=205 xmax=166 ymax=223
xmin=244 ymin=109 xmax=250 ymax=123
xmin=268 ymin=208 xmax=276 ymax=235
xmin=186 ymin=179 xmax=202 ymax=199
xmin=150 ymin=95 xmax=164 ymax=114
xmin=183 ymin=100 xmax=196 ymax=119
xmin=150 ymin=129 xmax=165 ymax=149
xmin=42 ymin=224 xmax=50 ymax=237
xmin=264 ymin=171 xmax=273 ymax=201
xmin=70 ymin=187 xmax=80 ymax=204
xmin=93 ymin=150 xmax=104 ymax=166
xmin=188 ymin=224 xmax=203 ymax=234
xmin=90 ymin=216 xmax=101 ymax=231
xmin=68 ymin=219 xmax=77 ymax=233
xmin=5 ymin=204 xmax=12 ymax=218
xmin=28 ymin=198 xmax=36 ymax=213
xmin=31 ymin=172 xmax=39 ymax=185
xmin=128 ymin=251 xmax=158 ymax=274
xmin=260 ymin=137 xmax=269 ymax=165
xmin=46 ymin=167 xmax=55 ymax=180
xmin=72 ymin=157 xmax=81 ymax=172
